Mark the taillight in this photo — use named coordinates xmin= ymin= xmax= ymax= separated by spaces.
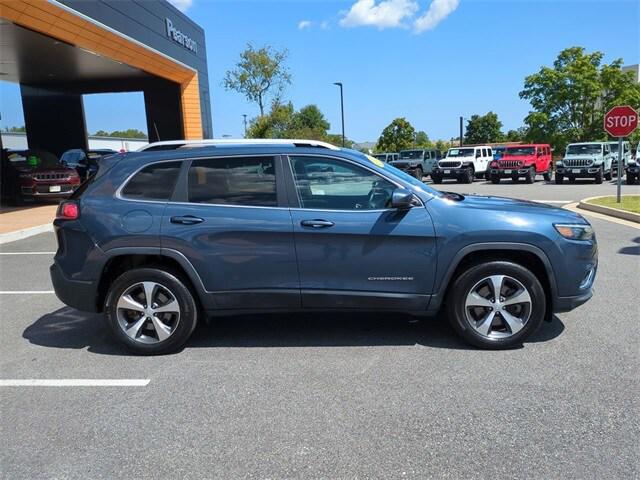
xmin=57 ymin=201 xmax=79 ymax=220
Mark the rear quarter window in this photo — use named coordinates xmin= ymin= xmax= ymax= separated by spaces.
xmin=121 ymin=161 xmax=182 ymax=201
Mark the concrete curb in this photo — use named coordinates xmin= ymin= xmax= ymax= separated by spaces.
xmin=0 ymin=224 xmax=53 ymax=245
xmin=578 ymin=196 xmax=640 ymax=224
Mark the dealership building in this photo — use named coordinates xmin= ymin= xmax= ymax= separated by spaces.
xmin=0 ymin=0 xmax=211 ymax=156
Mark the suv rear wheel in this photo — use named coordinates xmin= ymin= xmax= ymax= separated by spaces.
xmin=104 ymin=268 xmax=198 ymax=355
xmin=446 ymin=261 xmax=546 ymax=349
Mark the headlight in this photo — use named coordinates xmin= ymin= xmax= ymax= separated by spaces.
xmin=19 ymin=173 xmax=33 ymax=179
xmin=554 ymin=223 xmax=594 ymax=241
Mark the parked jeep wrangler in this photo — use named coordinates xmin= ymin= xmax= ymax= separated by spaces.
xmin=608 ymin=141 xmax=631 ymax=176
xmin=489 ymin=144 xmax=552 ymax=184
xmin=389 ymin=148 xmax=440 ymax=179
xmin=431 ymin=146 xmax=493 ymax=184
xmin=556 ymin=142 xmax=613 ymax=184
xmin=625 ymin=141 xmax=640 ymax=184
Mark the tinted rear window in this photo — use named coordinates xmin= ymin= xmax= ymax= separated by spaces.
xmin=188 ymin=156 xmax=277 ymax=207
xmin=121 ymin=161 xmax=182 ymax=200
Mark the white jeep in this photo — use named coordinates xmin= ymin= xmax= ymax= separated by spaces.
xmin=556 ymin=142 xmax=613 ymax=184
xmin=431 ymin=146 xmax=493 ymax=184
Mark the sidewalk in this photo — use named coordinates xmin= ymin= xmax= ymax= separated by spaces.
xmin=0 ymin=204 xmax=57 ymax=237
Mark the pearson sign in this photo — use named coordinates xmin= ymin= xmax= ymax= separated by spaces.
xmin=165 ymin=18 xmax=198 ymax=54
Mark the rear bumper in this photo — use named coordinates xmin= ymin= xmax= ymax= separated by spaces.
xmin=50 ymin=263 xmax=99 ymax=312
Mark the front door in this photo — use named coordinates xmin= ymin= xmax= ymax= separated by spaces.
xmin=161 ymin=154 xmax=300 ymax=310
xmin=286 ymin=155 xmax=437 ymax=310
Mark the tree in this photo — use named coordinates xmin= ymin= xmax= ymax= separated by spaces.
xmin=520 ymin=46 xmax=640 ymax=151
xmin=464 ymin=112 xmax=503 ymax=144
xmin=414 ymin=130 xmax=432 ymax=147
xmin=223 ymin=44 xmax=292 ymax=116
xmin=376 ymin=118 xmax=416 ymax=152
xmin=4 ymin=126 xmax=26 ymax=133
xmin=504 ymin=127 xmax=528 ymax=142
xmin=245 ymin=102 xmax=350 ymax=146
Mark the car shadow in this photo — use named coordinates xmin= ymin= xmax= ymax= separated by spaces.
xmin=618 ymin=236 xmax=640 ymax=256
xmin=23 ymin=307 xmax=566 ymax=355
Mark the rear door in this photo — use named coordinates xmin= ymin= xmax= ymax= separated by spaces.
xmin=161 ymin=154 xmax=300 ymax=310
xmin=285 ymin=154 xmax=437 ymax=310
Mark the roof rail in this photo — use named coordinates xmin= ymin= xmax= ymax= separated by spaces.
xmin=138 ymin=138 xmax=340 ymax=152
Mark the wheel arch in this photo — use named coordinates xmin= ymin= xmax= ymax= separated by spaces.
xmin=428 ymin=243 xmax=557 ymax=316
xmin=96 ymin=248 xmax=211 ymax=312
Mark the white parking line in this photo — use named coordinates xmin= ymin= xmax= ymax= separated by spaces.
xmin=0 ymin=252 xmax=55 ymax=255
xmin=0 ymin=379 xmax=150 ymax=387
xmin=0 ymin=291 xmax=55 ymax=294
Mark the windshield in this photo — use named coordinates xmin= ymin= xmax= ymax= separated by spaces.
xmin=373 ymin=154 xmax=387 ymax=161
xmin=399 ymin=150 xmax=424 ymax=159
xmin=447 ymin=148 xmax=474 ymax=157
xmin=504 ymin=147 xmax=535 ymax=156
xmin=567 ymin=144 xmax=602 ymax=155
xmin=608 ymin=143 xmax=628 ymax=153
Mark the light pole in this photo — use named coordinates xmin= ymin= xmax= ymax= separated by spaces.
xmin=333 ymin=82 xmax=345 ymax=147
xmin=242 ymin=114 xmax=247 ymax=137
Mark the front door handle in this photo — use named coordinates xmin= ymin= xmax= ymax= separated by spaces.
xmin=300 ymin=219 xmax=335 ymax=228
xmin=170 ymin=215 xmax=204 ymax=225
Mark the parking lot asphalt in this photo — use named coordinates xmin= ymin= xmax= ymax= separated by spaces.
xmin=1 ymin=183 xmax=639 ymax=479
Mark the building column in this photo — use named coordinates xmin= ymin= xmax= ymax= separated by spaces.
xmin=20 ymin=85 xmax=88 ymax=158
xmin=144 ymin=80 xmax=183 ymax=143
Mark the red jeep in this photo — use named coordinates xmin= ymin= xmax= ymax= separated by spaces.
xmin=489 ymin=144 xmax=552 ymax=183
xmin=1 ymin=149 xmax=81 ymax=205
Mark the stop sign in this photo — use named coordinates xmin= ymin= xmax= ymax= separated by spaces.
xmin=604 ymin=105 xmax=639 ymax=137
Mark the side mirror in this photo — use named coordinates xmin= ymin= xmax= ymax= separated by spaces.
xmin=391 ymin=188 xmax=414 ymax=209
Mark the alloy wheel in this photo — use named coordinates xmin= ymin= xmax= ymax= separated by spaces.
xmin=464 ymin=275 xmax=532 ymax=339
xmin=116 ymin=281 xmax=181 ymax=344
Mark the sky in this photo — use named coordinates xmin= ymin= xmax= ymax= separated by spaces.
xmin=1 ymin=0 xmax=638 ymax=143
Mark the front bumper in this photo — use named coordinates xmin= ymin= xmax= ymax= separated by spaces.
xmin=432 ymin=166 xmax=472 ymax=178
xmin=50 ymin=263 xmax=99 ymax=312
xmin=625 ymin=164 xmax=640 ymax=175
xmin=489 ymin=167 xmax=531 ymax=178
xmin=553 ymin=290 xmax=593 ymax=313
xmin=21 ymin=184 xmax=78 ymax=197
xmin=556 ymin=166 xmax=601 ymax=177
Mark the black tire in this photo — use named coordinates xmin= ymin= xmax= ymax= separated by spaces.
xmin=446 ymin=261 xmax=546 ymax=349
xmin=104 ymin=268 xmax=198 ymax=355
xmin=628 ymin=173 xmax=637 ymax=185
xmin=413 ymin=167 xmax=424 ymax=181
xmin=525 ymin=166 xmax=535 ymax=184
xmin=460 ymin=167 xmax=474 ymax=184
xmin=604 ymin=170 xmax=612 ymax=181
xmin=490 ymin=175 xmax=500 ymax=184
xmin=484 ymin=170 xmax=491 ymax=181
xmin=543 ymin=170 xmax=552 ymax=182
xmin=431 ymin=174 xmax=442 ymax=184
xmin=594 ymin=167 xmax=603 ymax=184
xmin=555 ymin=174 xmax=563 ymax=184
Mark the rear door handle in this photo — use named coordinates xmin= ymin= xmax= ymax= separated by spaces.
xmin=300 ymin=219 xmax=335 ymax=228
xmin=170 ymin=215 xmax=204 ymax=225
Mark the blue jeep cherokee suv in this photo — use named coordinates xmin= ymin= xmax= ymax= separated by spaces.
xmin=50 ymin=140 xmax=597 ymax=354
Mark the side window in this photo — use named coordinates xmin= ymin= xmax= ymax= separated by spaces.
xmin=487 ymin=148 xmax=492 ymax=157
xmin=290 ymin=156 xmax=395 ymax=210
xmin=188 ymin=156 xmax=277 ymax=207
xmin=121 ymin=161 xmax=182 ymax=200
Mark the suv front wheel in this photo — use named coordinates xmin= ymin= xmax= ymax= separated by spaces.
xmin=105 ymin=268 xmax=198 ymax=355
xmin=446 ymin=261 xmax=546 ymax=349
